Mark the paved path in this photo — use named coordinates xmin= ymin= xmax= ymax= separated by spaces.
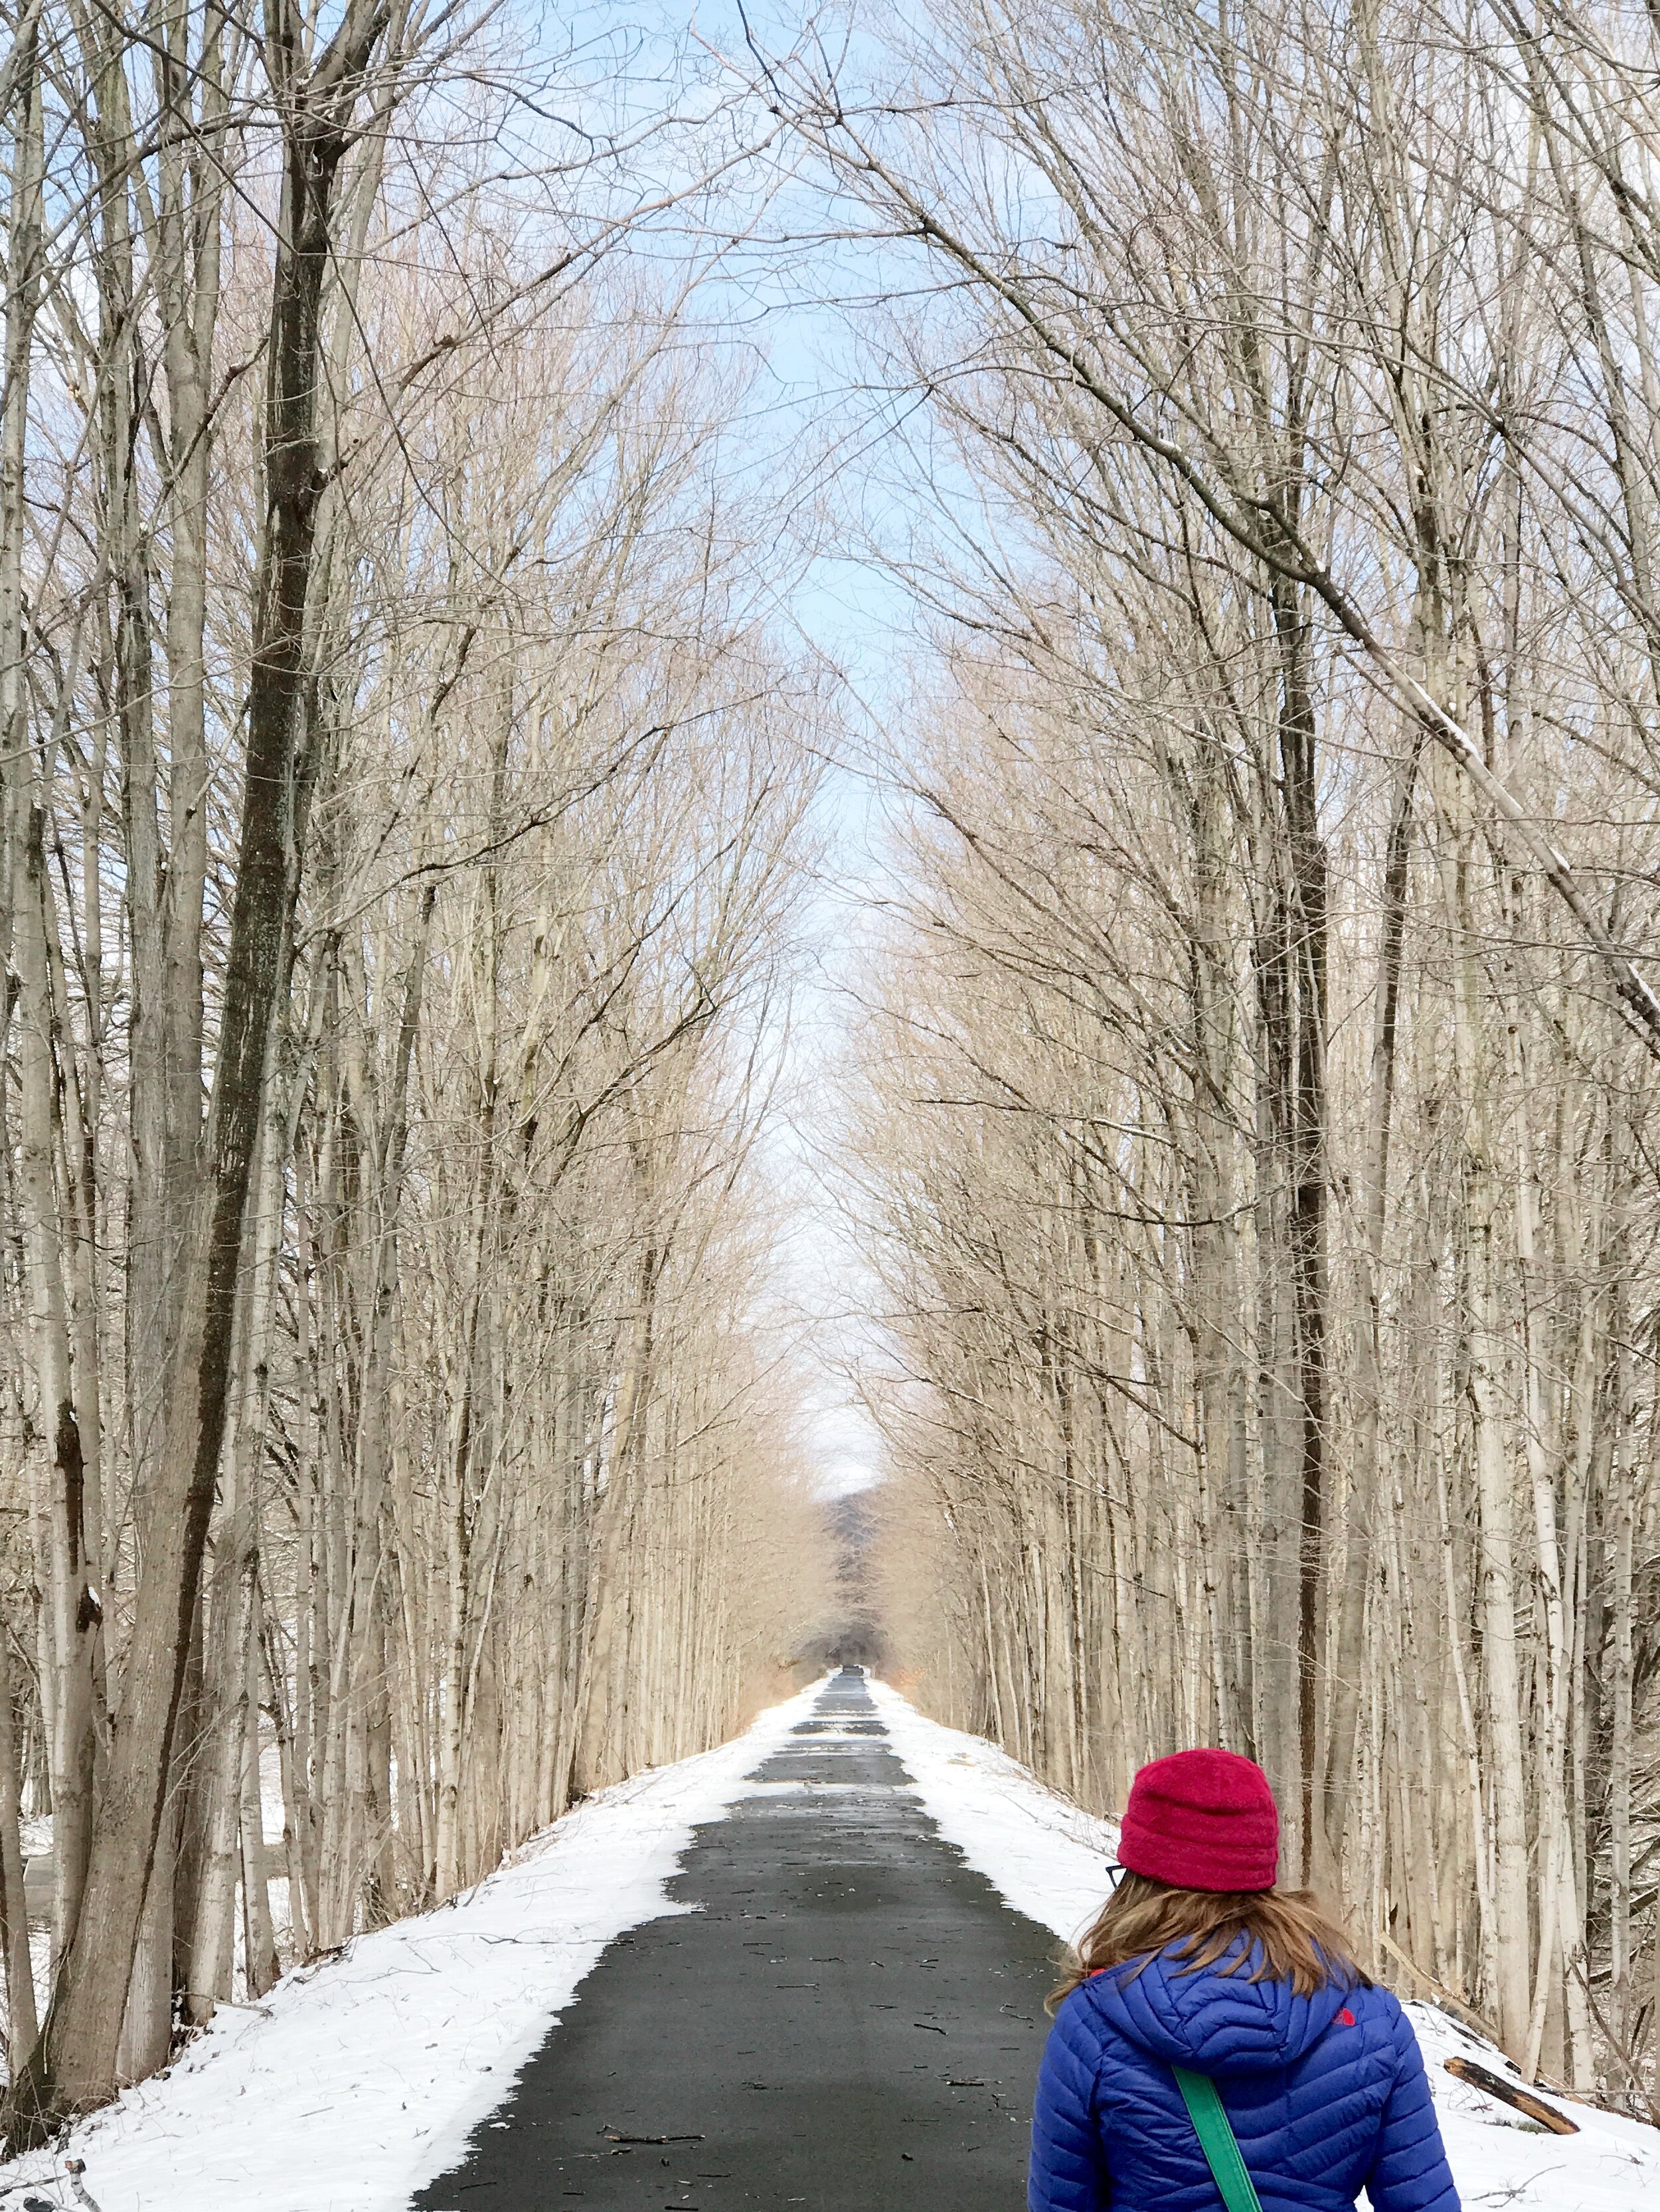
xmin=414 ymin=1669 xmax=1056 ymax=2212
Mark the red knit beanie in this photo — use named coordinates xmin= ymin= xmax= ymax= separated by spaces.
xmin=1118 ymin=1748 xmax=1280 ymax=1893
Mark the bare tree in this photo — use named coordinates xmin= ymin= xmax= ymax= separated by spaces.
xmin=819 ymin=0 xmax=1660 ymax=2092
xmin=0 ymin=0 xmax=833 ymax=2128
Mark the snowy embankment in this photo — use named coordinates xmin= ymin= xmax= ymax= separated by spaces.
xmin=11 ymin=1674 xmax=1659 ymax=2212
xmin=869 ymin=1679 xmax=1660 ymax=2212
xmin=4 ymin=1680 xmax=825 ymax=2212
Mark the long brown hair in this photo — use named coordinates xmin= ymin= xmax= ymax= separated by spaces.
xmin=1050 ymin=1871 xmax=1365 ymax=2011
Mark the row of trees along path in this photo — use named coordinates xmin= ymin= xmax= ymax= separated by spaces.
xmin=0 ymin=0 xmax=829 ymax=2140
xmin=818 ymin=0 xmax=1660 ymax=2108
xmin=11 ymin=0 xmax=1660 ymax=2157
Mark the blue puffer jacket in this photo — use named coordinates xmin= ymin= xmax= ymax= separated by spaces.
xmin=1029 ymin=1951 xmax=1460 ymax=2212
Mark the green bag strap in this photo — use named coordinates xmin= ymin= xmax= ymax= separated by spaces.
xmin=1171 ymin=2067 xmax=1265 ymax=2212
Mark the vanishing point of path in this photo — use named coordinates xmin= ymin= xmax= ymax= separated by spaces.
xmin=414 ymin=1669 xmax=1058 ymax=2212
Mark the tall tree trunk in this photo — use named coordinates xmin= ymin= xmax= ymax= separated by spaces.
xmin=573 ymin=1246 xmax=659 ymax=1798
xmin=11 ymin=3 xmax=394 ymax=2131
xmin=1274 ymin=572 xmax=1330 ymax=1887
xmin=1324 ymin=732 xmax=1418 ymax=1871
xmin=0 ymin=1624 xmax=38 ymax=2071
xmin=1440 ymin=789 xmax=1531 ymax=2060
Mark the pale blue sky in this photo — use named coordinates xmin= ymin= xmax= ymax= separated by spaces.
xmin=495 ymin=0 xmax=975 ymax=1494
xmin=559 ymin=0 xmax=932 ymax=1495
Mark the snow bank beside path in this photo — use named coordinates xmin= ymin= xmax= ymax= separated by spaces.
xmin=871 ymin=1676 xmax=1660 ymax=2212
xmin=867 ymin=1675 xmax=1120 ymax=1946
xmin=7 ymin=1680 xmax=824 ymax=2212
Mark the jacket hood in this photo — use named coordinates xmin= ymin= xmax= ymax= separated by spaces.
xmin=1080 ymin=1945 xmax=1350 ymax=2079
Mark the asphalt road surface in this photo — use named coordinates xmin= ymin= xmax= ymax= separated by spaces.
xmin=413 ymin=1668 xmax=1058 ymax=2212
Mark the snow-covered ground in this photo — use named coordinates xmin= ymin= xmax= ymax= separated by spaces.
xmin=870 ymin=1679 xmax=1660 ymax=2212
xmin=7 ymin=1674 xmax=1657 ymax=2212
xmin=3 ymin=1679 xmax=825 ymax=2212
